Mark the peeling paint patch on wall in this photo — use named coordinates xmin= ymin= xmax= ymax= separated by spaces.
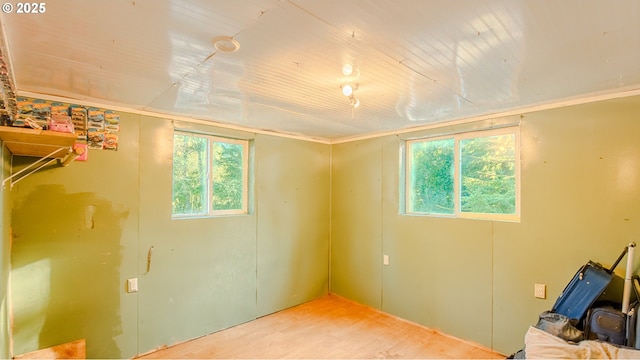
xmin=11 ymin=185 xmax=128 ymax=359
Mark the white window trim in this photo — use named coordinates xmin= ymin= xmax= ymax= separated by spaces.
xmin=404 ymin=126 xmax=521 ymax=222
xmin=172 ymin=132 xmax=250 ymax=218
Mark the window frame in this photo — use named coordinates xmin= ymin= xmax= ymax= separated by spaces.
xmin=404 ymin=126 xmax=520 ymax=222
xmin=172 ymin=131 xmax=250 ymax=219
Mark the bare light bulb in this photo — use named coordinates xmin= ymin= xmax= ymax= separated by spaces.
xmin=342 ymin=64 xmax=353 ymax=76
xmin=342 ymin=84 xmax=353 ymax=96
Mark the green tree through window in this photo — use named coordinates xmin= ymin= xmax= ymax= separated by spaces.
xmin=211 ymin=142 xmax=244 ymax=211
xmin=409 ymin=138 xmax=454 ymax=214
xmin=172 ymin=134 xmax=207 ymax=215
xmin=460 ymin=134 xmax=516 ymax=214
xmin=406 ymin=128 xmax=519 ymax=221
xmin=173 ymin=132 xmax=249 ymax=217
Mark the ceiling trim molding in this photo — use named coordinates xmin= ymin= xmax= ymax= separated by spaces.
xmin=16 ymin=91 xmax=333 ymax=145
xmin=331 ymin=85 xmax=640 ymax=144
xmin=19 ymin=84 xmax=640 ymax=146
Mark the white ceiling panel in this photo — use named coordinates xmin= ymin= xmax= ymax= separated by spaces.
xmin=1 ymin=0 xmax=639 ymax=141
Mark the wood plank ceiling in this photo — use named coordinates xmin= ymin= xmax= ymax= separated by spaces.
xmin=1 ymin=0 xmax=639 ymax=142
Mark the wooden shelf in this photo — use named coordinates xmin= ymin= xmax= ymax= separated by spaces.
xmin=0 ymin=126 xmax=76 ymax=158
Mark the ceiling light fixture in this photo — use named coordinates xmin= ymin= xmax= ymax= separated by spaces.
xmin=340 ymin=64 xmax=361 ymax=109
xmin=212 ymin=36 xmax=240 ymax=53
xmin=341 ymin=83 xmax=360 ymax=108
xmin=342 ymin=64 xmax=353 ymax=76
xmin=341 ymin=83 xmax=358 ymax=97
xmin=342 ymin=84 xmax=353 ymax=96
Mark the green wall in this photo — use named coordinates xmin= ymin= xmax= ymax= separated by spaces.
xmin=330 ymin=138 xmax=383 ymax=308
xmin=330 ymin=96 xmax=640 ymax=354
xmin=492 ymin=98 xmax=640 ymax=352
xmin=10 ymin=113 xmax=141 ymax=358
xmin=3 ymin=94 xmax=640 ymax=358
xmin=0 ymin=142 xmax=11 ymax=358
xmin=255 ymin=135 xmax=329 ymax=316
xmin=6 ymin=114 xmax=330 ymax=358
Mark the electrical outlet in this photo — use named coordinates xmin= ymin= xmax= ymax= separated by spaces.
xmin=127 ymin=278 xmax=138 ymax=293
xmin=383 ymin=255 xmax=390 ymax=266
xmin=534 ymin=283 xmax=546 ymax=299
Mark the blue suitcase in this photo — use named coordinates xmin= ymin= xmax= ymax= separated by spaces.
xmin=585 ymin=304 xmax=627 ymax=345
xmin=552 ymin=247 xmax=628 ymax=322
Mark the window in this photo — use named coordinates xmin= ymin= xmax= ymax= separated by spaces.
xmin=172 ymin=132 xmax=249 ymax=217
xmin=405 ymin=127 xmax=519 ymax=221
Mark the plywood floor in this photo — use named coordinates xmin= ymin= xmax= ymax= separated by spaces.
xmin=138 ymin=294 xmax=504 ymax=359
